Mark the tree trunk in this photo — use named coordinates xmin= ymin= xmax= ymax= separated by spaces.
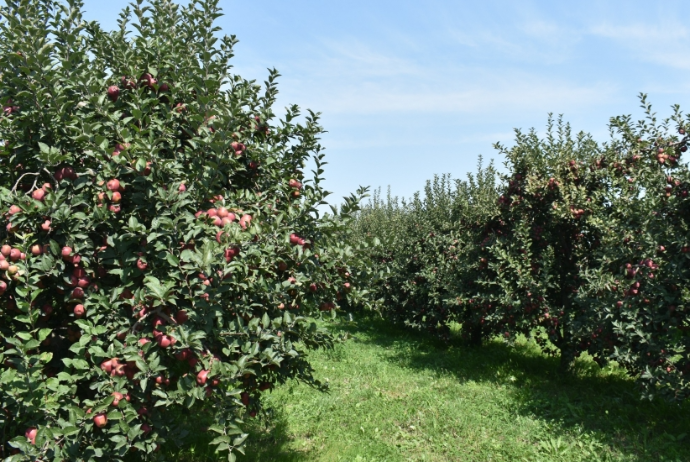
xmin=463 ymin=321 xmax=483 ymax=347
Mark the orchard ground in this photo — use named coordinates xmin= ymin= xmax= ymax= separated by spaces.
xmin=167 ymin=315 xmax=690 ymax=462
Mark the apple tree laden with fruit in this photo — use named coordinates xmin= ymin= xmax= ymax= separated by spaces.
xmin=355 ymin=163 xmax=499 ymax=344
xmin=582 ymin=96 xmax=690 ymax=401
xmin=0 ymin=0 xmax=369 ymax=460
xmin=471 ymin=117 xmax=614 ymax=371
xmin=360 ymin=103 xmax=690 ymax=403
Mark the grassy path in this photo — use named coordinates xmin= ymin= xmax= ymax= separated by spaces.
xmin=173 ymin=316 xmax=690 ymax=462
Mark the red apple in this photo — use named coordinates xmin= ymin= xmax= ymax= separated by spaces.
xmin=30 ymin=244 xmax=42 ymax=256
xmin=9 ymin=248 xmax=21 ymax=261
xmin=112 ymin=392 xmax=124 ymax=406
xmin=1 ymin=245 xmax=11 ymax=257
xmin=175 ymin=310 xmax=188 ymax=324
xmin=61 ymin=246 xmax=72 ymax=260
xmin=107 ymin=85 xmax=120 ymax=102
xmin=152 ymin=316 xmax=166 ymax=329
xmin=139 ymin=73 xmax=157 ymax=89
xmin=224 ymin=246 xmax=240 ymax=263
xmin=100 ymin=360 xmax=113 ymax=374
xmin=93 ymin=413 xmax=107 ymax=428
xmin=25 ymin=427 xmax=37 ymax=444
xmin=196 ymin=370 xmax=209 ymax=385
xmin=259 ymin=382 xmax=272 ymax=391
xmin=32 ymin=189 xmax=45 ymax=201
xmin=8 ymin=205 xmax=21 ymax=215
xmin=239 ymin=214 xmax=252 ymax=230
xmin=112 ymin=191 xmax=121 ymax=203
xmin=106 ymin=179 xmax=120 ymax=191
xmin=157 ymin=335 xmax=172 ymax=348
xmin=136 ymin=259 xmax=147 ymax=270
xmin=73 ymin=304 xmax=85 ymax=318
xmin=241 ymin=392 xmax=249 ymax=406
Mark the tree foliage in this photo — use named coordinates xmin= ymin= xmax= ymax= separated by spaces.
xmin=0 ymin=0 xmax=370 ymax=459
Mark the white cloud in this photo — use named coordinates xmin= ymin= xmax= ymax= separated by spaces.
xmin=239 ymin=37 xmax=617 ymax=118
xmin=589 ymin=23 xmax=690 ymax=70
xmin=298 ymin=78 xmax=614 ymax=115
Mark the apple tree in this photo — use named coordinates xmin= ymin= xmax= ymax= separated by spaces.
xmin=471 ymin=117 xmax=613 ymax=371
xmin=355 ymin=163 xmax=499 ymax=343
xmin=582 ymin=96 xmax=690 ymax=401
xmin=0 ymin=0 xmax=368 ymax=460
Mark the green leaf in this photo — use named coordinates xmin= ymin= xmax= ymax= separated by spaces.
xmin=166 ymin=252 xmax=180 ymax=266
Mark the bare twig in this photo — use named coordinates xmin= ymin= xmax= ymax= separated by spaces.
xmin=43 ymin=168 xmax=59 ymax=191
xmin=11 ymin=172 xmax=40 ymax=192
xmin=153 ymin=307 xmax=177 ymax=326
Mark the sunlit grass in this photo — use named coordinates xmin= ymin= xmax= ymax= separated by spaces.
xmin=168 ymin=315 xmax=690 ymax=462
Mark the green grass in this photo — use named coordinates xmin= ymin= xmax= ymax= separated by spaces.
xmin=169 ymin=316 xmax=690 ymax=462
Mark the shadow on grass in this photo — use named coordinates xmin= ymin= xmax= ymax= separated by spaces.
xmin=157 ymin=406 xmax=311 ymax=462
xmin=338 ymin=314 xmax=690 ymax=461
xmin=242 ymin=407 xmax=312 ymax=462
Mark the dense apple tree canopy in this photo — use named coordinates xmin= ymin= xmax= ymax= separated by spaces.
xmin=2 ymin=0 xmax=690 ymax=461
xmin=356 ymin=102 xmax=690 ymax=401
xmin=0 ymin=0 xmax=373 ymax=460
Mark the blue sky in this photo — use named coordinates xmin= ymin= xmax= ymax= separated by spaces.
xmin=81 ymin=0 xmax=690 ymax=205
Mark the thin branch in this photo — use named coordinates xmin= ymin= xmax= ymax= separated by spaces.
xmin=11 ymin=172 xmax=40 ymax=192
xmin=153 ymin=307 xmax=177 ymax=326
xmin=43 ymin=168 xmax=59 ymax=191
